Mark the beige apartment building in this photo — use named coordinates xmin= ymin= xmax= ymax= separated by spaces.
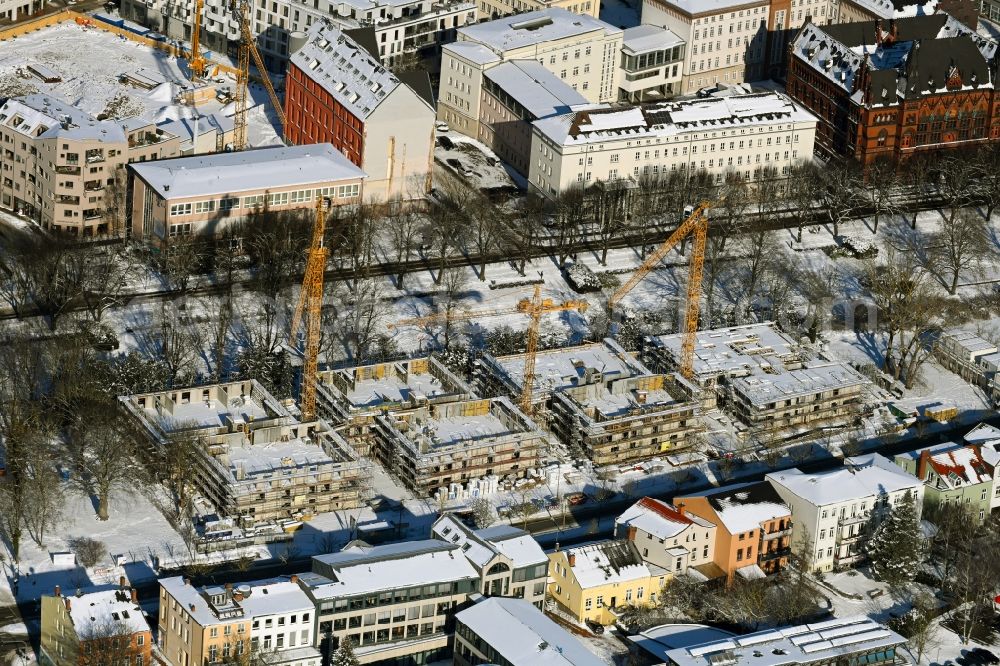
xmin=0 ymin=94 xmax=182 ymax=237
xmin=158 ymin=576 xmax=321 ymax=666
xmin=373 ymin=396 xmax=545 ymax=496
xmin=528 ymin=91 xmax=817 ymax=198
xmin=314 ymin=356 xmax=473 ymax=458
xmin=438 ymin=8 xmax=623 ymax=135
xmin=302 ymin=540 xmax=482 ymax=664
xmin=127 ymin=144 xmax=366 ymax=248
xmin=120 ymin=380 xmax=367 ymax=532
xmin=477 ymin=0 xmax=598 ymax=21
xmin=615 ymin=497 xmax=720 ymax=578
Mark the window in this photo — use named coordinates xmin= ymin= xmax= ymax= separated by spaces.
xmin=169 ymin=202 xmax=192 ymax=216
xmin=337 ymin=183 xmax=360 ymax=198
xmin=194 ymin=200 xmax=215 ymax=214
xmin=585 ymin=598 xmax=592 ymax=610
xmin=209 ymin=627 xmax=218 ymax=638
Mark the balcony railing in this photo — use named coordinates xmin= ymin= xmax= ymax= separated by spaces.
xmin=762 ymin=527 xmax=792 ymax=540
xmin=758 ymin=547 xmax=791 ymax=562
xmin=56 ymin=195 xmax=80 ymax=205
xmin=838 ymin=511 xmax=870 ymax=526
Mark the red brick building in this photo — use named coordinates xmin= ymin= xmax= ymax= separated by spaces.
xmin=284 ymin=23 xmax=436 ymax=201
xmin=786 ymin=13 xmax=1000 ymax=164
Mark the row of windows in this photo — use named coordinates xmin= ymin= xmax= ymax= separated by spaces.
xmin=168 ymin=185 xmax=360 ymax=217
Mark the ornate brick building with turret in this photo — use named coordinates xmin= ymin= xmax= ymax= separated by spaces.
xmin=786 ymin=12 xmax=1000 ymax=164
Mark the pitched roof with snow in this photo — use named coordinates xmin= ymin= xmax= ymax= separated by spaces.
xmin=483 ymin=60 xmax=590 ymax=119
xmin=562 ymin=540 xmax=651 ymax=588
xmin=912 ymin=443 xmax=994 ymax=487
xmin=677 ymin=481 xmax=790 ymax=535
xmin=456 ymin=597 xmax=605 ymax=666
xmin=290 ymin=22 xmax=428 ymax=120
xmin=159 ymin=576 xmax=311 ymax=627
xmin=766 ymin=454 xmax=921 ymax=506
xmin=431 ymin=515 xmax=547 ymax=570
xmin=128 ymin=143 xmax=366 ymax=200
xmin=616 ymin=497 xmax=714 ymax=541
xmin=0 ymin=94 xmax=129 ymax=143
xmin=65 ymin=588 xmax=150 ymax=638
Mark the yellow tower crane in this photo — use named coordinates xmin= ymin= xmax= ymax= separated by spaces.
xmin=607 ymin=202 xmax=712 ymax=381
xmin=232 ymin=0 xmax=286 ymax=150
xmin=389 ymin=286 xmax=588 ymax=415
xmin=189 ymin=0 xmax=207 ymax=80
xmin=289 ymin=197 xmax=330 ymax=421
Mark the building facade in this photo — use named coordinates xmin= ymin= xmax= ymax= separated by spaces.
xmin=127 ymin=144 xmax=366 ymax=247
xmin=158 ymin=576 xmax=320 ymax=666
xmin=619 ymin=25 xmax=686 ymax=103
xmin=548 ymin=540 xmax=665 ymax=626
xmin=284 ymin=23 xmax=436 ymax=201
xmin=786 ymin=14 xmax=1000 ymax=164
xmin=476 ymin=339 xmax=701 ymax=466
xmin=616 ymin=497 xmax=721 ymax=578
xmin=895 ymin=442 xmax=996 ymax=521
xmin=766 ymin=454 xmax=924 ymax=572
xmin=674 ymin=481 xmax=792 ymax=580
xmin=120 ymin=380 xmax=368 ymax=533
xmin=0 ymin=94 xmax=182 ymax=237
xmin=40 ymin=583 xmax=152 ymax=666
xmin=528 ymin=92 xmax=817 ymax=198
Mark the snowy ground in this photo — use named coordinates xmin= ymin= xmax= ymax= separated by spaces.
xmin=0 ymin=21 xmax=279 ymax=146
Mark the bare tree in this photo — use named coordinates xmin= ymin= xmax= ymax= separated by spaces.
xmin=469 ymin=496 xmax=495 ymax=529
xmin=437 ymin=268 xmax=468 ymax=350
xmin=335 ymin=278 xmax=390 ymax=362
xmin=161 ymin=234 xmax=205 ymax=302
xmin=77 ymin=617 xmax=145 ymax=666
xmin=974 ymin=142 xmax=1000 ymax=219
xmin=76 ymin=244 xmax=135 ymax=324
xmin=102 ymin=166 xmax=130 ymax=238
xmin=468 ymin=196 xmax=507 ymax=280
xmin=425 ymin=174 xmax=470 ymax=283
xmin=927 ymin=207 xmax=993 ymax=295
xmin=69 ymin=414 xmax=142 ymax=521
xmin=706 ymin=172 xmax=748 ymax=323
xmin=240 ymin=210 xmax=311 ymax=300
xmin=161 ymin=431 xmax=203 ymax=521
xmin=69 ymin=537 xmax=107 ymax=569
xmin=591 ymin=180 xmax=631 ymax=266
xmin=786 ymin=161 xmax=821 ymax=243
xmin=386 ymin=203 xmax=422 ymax=288
xmin=551 ymin=187 xmax=587 ymax=267
xmin=506 ymin=195 xmax=547 ymax=276
xmin=21 ymin=460 xmax=64 ymax=548
xmin=822 ymin=159 xmax=863 ymax=236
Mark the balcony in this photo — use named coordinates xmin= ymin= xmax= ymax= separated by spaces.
xmin=758 ymin=547 xmax=791 ymax=562
xmin=85 ymin=150 xmax=105 ymax=164
xmin=83 ymin=209 xmax=102 ymax=220
xmin=56 ymin=165 xmax=80 ymax=175
xmin=56 ymin=195 xmax=80 ymax=205
xmin=836 ymin=529 xmax=864 ymax=545
xmin=762 ymin=527 xmax=792 ymax=541
xmin=84 ymin=180 xmax=104 ymax=192
xmin=838 ymin=511 xmax=870 ymax=526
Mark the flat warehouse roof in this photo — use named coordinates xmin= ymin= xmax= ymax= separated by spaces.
xmin=129 ymin=143 xmax=366 ymax=200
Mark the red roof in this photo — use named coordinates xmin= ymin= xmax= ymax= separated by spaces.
xmin=638 ymin=497 xmax=693 ymax=525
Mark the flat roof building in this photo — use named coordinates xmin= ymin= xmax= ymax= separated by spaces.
xmin=128 ymin=144 xmax=365 ymax=247
xmin=477 ymin=339 xmax=701 ymax=466
xmin=529 ymin=92 xmax=817 ymax=198
xmin=645 ymin=323 xmax=868 ymax=441
xmin=454 ymin=596 xmax=605 ymax=666
xmin=303 ymin=540 xmax=481 ymax=664
xmin=663 ymin=617 xmax=907 ymax=666
xmin=284 ymin=23 xmax=435 ymax=201
xmin=373 ymin=396 xmax=546 ymax=496
xmin=120 ymin=380 xmax=368 ymax=536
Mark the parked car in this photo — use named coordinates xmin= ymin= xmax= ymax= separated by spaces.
xmin=566 ymin=492 xmax=588 ymax=506
xmin=585 ymin=620 xmax=604 ymax=635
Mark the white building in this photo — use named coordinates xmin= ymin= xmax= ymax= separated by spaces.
xmin=0 ymin=0 xmax=43 ymax=20
xmin=528 ymin=91 xmax=817 ymax=198
xmin=615 ymin=497 xmax=719 ymax=577
xmin=766 ymin=454 xmax=924 ymax=572
xmin=619 ymin=25 xmax=686 ymax=103
xmin=438 ymin=8 xmax=624 ymax=135
xmin=963 ymin=423 xmax=1000 ymax=511
xmin=454 ymin=596 xmax=605 ymax=666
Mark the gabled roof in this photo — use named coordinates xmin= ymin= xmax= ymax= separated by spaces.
xmin=562 ymin=540 xmax=651 ymax=588
xmin=918 ymin=443 xmax=994 ymax=487
xmin=616 ymin=497 xmax=714 ymax=541
xmin=290 ymin=22 xmax=431 ymax=120
xmin=484 ymin=60 xmax=590 ymax=119
xmin=767 ymin=454 xmax=921 ymax=506
xmin=677 ymin=482 xmax=790 ymax=535
xmin=431 ymin=515 xmax=547 ymax=569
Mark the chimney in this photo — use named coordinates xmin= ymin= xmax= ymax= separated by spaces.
xmin=131 ymin=588 xmax=138 ymax=604
xmin=64 ymin=598 xmax=71 ymax=612
xmin=567 ymin=553 xmax=576 ymax=567
xmin=917 ymin=449 xmax=931 ymax=480
xmin=637 ymin=390 xmax=647 ymax=405
xmin=183 ymin=578 xmax=191 ymax=586
xmin=290 ymin=574 xmax=299 ymax=585
xmin=676 ymin=502 xmax=686 ymax=516
xmin=627 ymin=525 xmax=638 ymax=541
xmin=119 ymin=575 xmax=127 ymax=589
xmin=233 ymin=591 xmax=244 ymax=602
xmin=189 ymin=603 xmax=196 ymax=612
xmin=225 ymin=582 xmax=233 ymax=599
xmin=54 ymin=585 xmax=61 ymax=597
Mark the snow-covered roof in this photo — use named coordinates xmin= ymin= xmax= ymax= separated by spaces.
xmin=766 ymin=454 xmax=921 ymax=507
xmin=647 ymin=323 xmax=800 ymax=380
xmin=310 ymin=540 xmax=480 ymax=597
xmin=0 ymin=94 xmax=129 ymax=143
xmin=616 ymin=497 xmax=714 ymax=541
xmin=534 ymin=92 xmax=817 ymax=146
xmin=963 ymin=422 xmax=1000 ymax=446
xmin=647 ymin=0 xmax=767 ymax=17
xmin=290 ymin=22 xmax=421 ymax=120
xmin=159 ymin=576 xmax=310 ymax=627
xmin=939 ymin=329 xmax=998 ymax=357
xmin=484 ymin=60 xmax=589 ymax=119
xmin=902 ymin=442 xmax=995 ymax=487
xmin=562 ymin=540 xmax=651 ymax=588
xmin=456 ymin=597 xmax=605 ymax=666
xmin=432 ymin=515 xmax=547 ymax=569
xmin=665 ymin=616 xmax=906 ymax=666
xmin=622 ymin=24 xmax=684 ymax=55
xmin=443 ymin=40 xmax=503 ymax=66
xmin=65 ymin=588 xmax=150 ymax=638
xmin=457 ymin=8 xmax=621 ymax=54
xmin=156 ymin=112 xmax=234 ymax=147
xmin=492 ymin=339 xmax=649 ymax=394
xmin=630 ymin=624 xmax=736 ymax=663
xmin=730 ymin=362 xmax=868 ymax=407
xmin=129 ymin=143 xmax=366 ymax=200
xmin=678 ymin=481 xmax=790 ymax=535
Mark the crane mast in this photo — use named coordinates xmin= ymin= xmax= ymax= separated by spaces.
xmin=607 ymin=202 xmax=712 ymax=381
xmin=232 ymin=0 xmax=286 ymax=149
xmin=289 ymin=197 xmax=330 ymax=421
xmin=189 ymin=0 xmax=207 ymax=79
